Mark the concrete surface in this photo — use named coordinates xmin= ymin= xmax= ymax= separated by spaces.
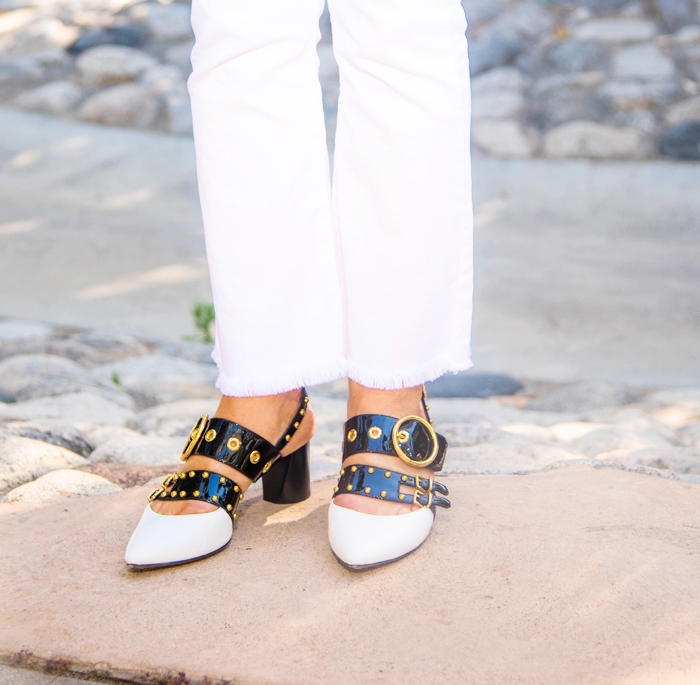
xmin=2 ymin=465 xmax=700 ymax=685
xmin=1 ymin=107 xmax=699 ymax=385
xmin=0 ymin=665 xmax=99 ymax=685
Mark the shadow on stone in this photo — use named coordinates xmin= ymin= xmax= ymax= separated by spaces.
xmin=426 ymin=372 xmax=523 ymax=398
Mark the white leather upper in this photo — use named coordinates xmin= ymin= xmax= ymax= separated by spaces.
xmin=124 ymin=504 xmax=232 ymax=567
xmin=327 ymin=501 xmax=434 ymax=567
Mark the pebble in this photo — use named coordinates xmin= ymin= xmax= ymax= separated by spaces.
xmin=156 ymin=341 xmax=214 ymax=365
xmin=72 ymin=332 xmax=150 ymax=361
xmin=673 ymin=25 xmax=700 ymax=45
xmin=543 ymin=40 xmax=611 ymax=73
xmin=426 ymin=373 xmax=524 ymax=398
xmin=659 ymin=120 xmax=700 ymax=159
xmin=94 ymin=354 xmax=218 ymax=408
xmin=599 ymin=79 xmax=679 ymax=108
xmin=664 ymin=96 xmax=700 ymax=125
xmin=0 ymin=434 xmax=87 ymax=492
xmin=569 ymin=427 xmax=672 ymax=458
xmin=612 ymin=43 xmax=676 ymax=80
xmin=678 ymin=422 xmax=700 ymax=448
xmin=67 ymin=25 xmax=146 ymax=55
xmin=0 ymin=319 xmax=51 ymax=342
xmin=0 ymin=56 xmax=44 ymax=84
xmin=164 ymin=93 xmax=193 ymax=134
xmin=472 ymin=90 xmax=526 ymax=120
xmin=623 ymin=446 xmax=700 ymax=473
xmin=540 ymin=87 xmax=609 ymax=129
xmin=527 ymin=381 xmax=646 ymax=413
xmin=653 ymin=0 xmax=694 ymax=32
xmin=75 ymin=45 xmax=158 ymax=88
xmin=131 ymin=2 xmax=193 ymax=42
xmin=4 ymin=468 xmax=121 ymax=503
xmin=571 ymin=18 xmax=658 ymax=44
xmin=14 ymin=80 xmax=83 ymax=114
xmin=129 ymin=398 xmax=217 ymax=436
xmin=78 ymin=83 xmax=159 ymax=128
xmin=471 ymin=66 xmax=526 ymax=93
xmin=0 ymin=420 xmax=93 ymax=457
xmin=543 ymin=121 xmax=652 ymax=159
xmin=89 ymin=434 xmax=183 ymax=466
xmin=472 ymin=120 xmax=540 ymax=157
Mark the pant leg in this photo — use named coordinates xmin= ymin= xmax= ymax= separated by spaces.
xmin=189 ymin=0 xmax=345 ymax=396
xmin=328 ymin=0 xmax=474 ymax=388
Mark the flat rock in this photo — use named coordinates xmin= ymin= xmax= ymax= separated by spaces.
xmin=89 ymin=434 xmax=183 ymax=466
xmin=623 ymin=446 xmax=700 ymax=473
xmin=95 ymin=355 xmax=217 ymax=408
xmin=67 ymin=25 xmax=147 ymax=55
xmin=4 ymin=468 xmax=121 ymax=503
xmin=75 ymin=45 xmax=158 ymax=88
xmin=131 ymin=2 xmax=193 ymax=42
xmin=543 ymin=40 xmax=610 ymax=73
xmin=540 ymin=87 xmax=609 ymax=130
xmin=0 ymin=319 xmax=51 ymax=343
xmin=471 ymin=66 xmax=526 ymax=93
xmin=76 ymin=462 xmax=177 ymax=488
xmin=14 ymin=80 xmax=83 ymax=115
xmin=77 ymin=83 xmax=159 ymax=129
xmin=3 ymin=468 xmax=699 ymax=684
xmin=164 ymin=92 xmax=193 ymax=134
xmin=0 ymin=420 xmax=93 ymax=457
xmin=0 ymin=56 xmax=44 ymax=85
xmin=644 ymin=387 xmax=700 ymax=405
xmin=472 ymin=120 xmax=539 ymax=157
xmin=156 ymin=340 xmax=214 ymax=365
xmin=0 ymin=434 xmax=87 ymax=492
xmin=569 ymin=426 xmax=672 ymax=458
xmin=571 ymin=18 xmax=657 ymax=43
xmin=677 ymin=422 xmax=700 ymax=447
xmin=129 ymin=398 xmax=218 ymax=436
xmin=653 ymin=0 xmax=694 ymax=32
xmin=0 ymin=354 xmax=132 ymax=406
xmin=528 ymin=381 xmax=644 ymax=412
xmin=599 ymin=79 xmax=679 ymax=107
xmin=71 ymin=331 xmax=150 ymax=361
xmin=426 ymin=372 xmax=523 ymax=398
xmin=77 ymin=424 xmax=144 ymax=449
xmin=0 ymin=392 xmax=135 ymax=426
xmin=673 ymin=24 xmax=700 ymax=45
xmin=612 ymin=43 xmax=676 ymax=80
xmin=543 ymin=121 xmax=652 ymax=159
xmin=472 ymin=89 xmax=526 ymax=120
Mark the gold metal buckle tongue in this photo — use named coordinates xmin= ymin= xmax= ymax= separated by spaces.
xmin=148 ymin=472 xmax=180 ymax=502
xmin=181 ymin=414 xmax=209 ymax=461
xmin=391 ymin=415 xmax=438 ymax=468
xmin=413 ymin=475 xmax=433 ymax=508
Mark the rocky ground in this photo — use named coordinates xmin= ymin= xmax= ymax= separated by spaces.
xmin=1 ymin=315 xmax=699 ymax=506
xmin=1 ymin=0 xmax=699 ymax=159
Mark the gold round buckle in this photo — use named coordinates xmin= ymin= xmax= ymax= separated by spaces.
xmin=391 ymin=415 xmax=438 ymax=468
xmin=181 ymin=414 xmax=209 ymax=461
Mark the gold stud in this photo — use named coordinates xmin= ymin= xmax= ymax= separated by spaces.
xmin=430 ymin=419 xmax=434 ymax=425
xmin=262 ymin=461 xmax=272 ymax=473
xmin=170 ymin=491 xmax=177 ymax=498
xmin=364 ymin=487 xmax=371 ymax=494
xmin=385 ymin=471 xmax=391 ymax=478
xmin=250 ymin=450 xmax=260 ymax=464
xmin=397 ymin=430 xmax=409 ymax=444
xmin=304 ymin=396 xmax=309 ymax=403
xmin=234 ymin=485 xmax=239 ymax=492
xmin=193 ymin=490 xmax=200 ymax=497
xmin=227 ymin=504 xmax=233 ymax=511
xmin=205 ymin=429 xmax=217 ymax=442
xmin=233 ymin=513 xmax=238 ymax=520
xmin=333 ymin=486 xmax=339 ymax=493
xmin=189 ymin=471 xmax=195 ymax=477
xmin=220 ymin=477 xmax=226 ymax=484
xmin=340 ymin=468 xmax=345 ymax=476
xmin=346 ymin=484 xmax=353 ymax=491
xmin=381 ymin=491 xmax=387 ymax=498
xmin=347 ymin=429 xmax=357 ymax=442
xmin=202 ymin=471 xmax=209 ymax=478
xmin=160 ymin=491 xmax=166 ymax=498
xmin=294 ymin=422 xmax=299 ymax=428
xmin=300 ymin=409 xmax=305 ymax=415
xmin=179 ymin=491 xmax=186 ymax=497
xmin=426 ymin=405 xmax=431 ymax=412
xmin=179 ymin=473 xmax=186 ymax=479
xmin=351 ymin=465 xmax=357 ymax=472
xmin=368 ymin=467 xmax=374 ymax=474
xmin=285 ymin=435 xmax=290 ymax=442
xmin=399 ymin=493 xmax=406 ymax=501
xmin=401 ymin=475 xmax=408 ymax=482
xmin=212 ymin=495 xmax=218 ymax=502
xmin=227 ymin=437 xmax=241 ymax=451
xmin=368 ymin=426 xmax=382 ymax=440
xmin=240 ymin=493 xmax=244 ymax=500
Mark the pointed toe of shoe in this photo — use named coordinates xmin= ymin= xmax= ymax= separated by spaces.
xmin=327 ymin=501 xmax=434 ymax=569
xmin=125 ymin=505 xmax=233 ymax=567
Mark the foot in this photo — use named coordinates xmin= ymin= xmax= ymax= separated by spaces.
xmin=332 ymin=381 xmax=432 ymax=516
xmin=151 ymin=388 xmax=315 ymax=515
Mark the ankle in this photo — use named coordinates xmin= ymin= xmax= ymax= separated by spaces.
xmin=347 ymin=380 xmax=424 ymax=420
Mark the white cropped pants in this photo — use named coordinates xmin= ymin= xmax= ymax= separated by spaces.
xmin=189 ymin=0 xmax=474 ymax=396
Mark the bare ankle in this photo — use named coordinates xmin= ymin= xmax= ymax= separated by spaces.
xmin=347 ymin=380 xmax=424 ymax=420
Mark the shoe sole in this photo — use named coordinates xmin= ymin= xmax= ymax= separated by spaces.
xmin=331 ymin=541 xmax=425 ymax=572
xmin=126 ymin=539 xmax=231 ymax=570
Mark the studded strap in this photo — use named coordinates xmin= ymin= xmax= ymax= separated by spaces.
xmin=180 ymin=389 xmax=309 ymax=482
xmin=332 ymin=465 xmax=450 ymax=509
xmin=149 ymin=469 xmax=244 ymax=521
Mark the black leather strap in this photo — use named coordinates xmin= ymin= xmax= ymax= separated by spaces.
xmin=342 ymin=414 xmax=447 ymax=472
xmin=182 ymin=390 xmax=309 ymax=482
xmin=149 ymin=469 xmax=243 ymax=521
xmin=332 ymin=464 xmax=450 ymax=509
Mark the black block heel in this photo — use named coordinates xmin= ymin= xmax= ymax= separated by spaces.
xmin=262 ymin=443 xmax=311 ymax=505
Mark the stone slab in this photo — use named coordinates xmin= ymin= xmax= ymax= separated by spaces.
xmin=0 ymin=665 xmax=98 ymax=685
xmin=1 ymin=466 xmax=700 ymax=684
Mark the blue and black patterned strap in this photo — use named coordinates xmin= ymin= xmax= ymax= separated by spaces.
xmin=179 ymin=390 xmax=310 ymax=482
xmin=332 ymin=464 xmax=450 ymax=509
xmin=148 ymin=469 xmax=244 ymax=521
xmin=342 ymin=409 xmax=447 ymax=472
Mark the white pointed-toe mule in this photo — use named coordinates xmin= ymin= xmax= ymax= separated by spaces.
xmin=327 ymin=388 xmax=451 ymax=571
xmin=125 ymin=390 xmax=312 ymax=569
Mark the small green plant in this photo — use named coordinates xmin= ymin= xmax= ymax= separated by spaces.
xmin=111 ymin=372 xmax=122 ymax=386
xmin=192 ymin=301 xmax=215 ymax=343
